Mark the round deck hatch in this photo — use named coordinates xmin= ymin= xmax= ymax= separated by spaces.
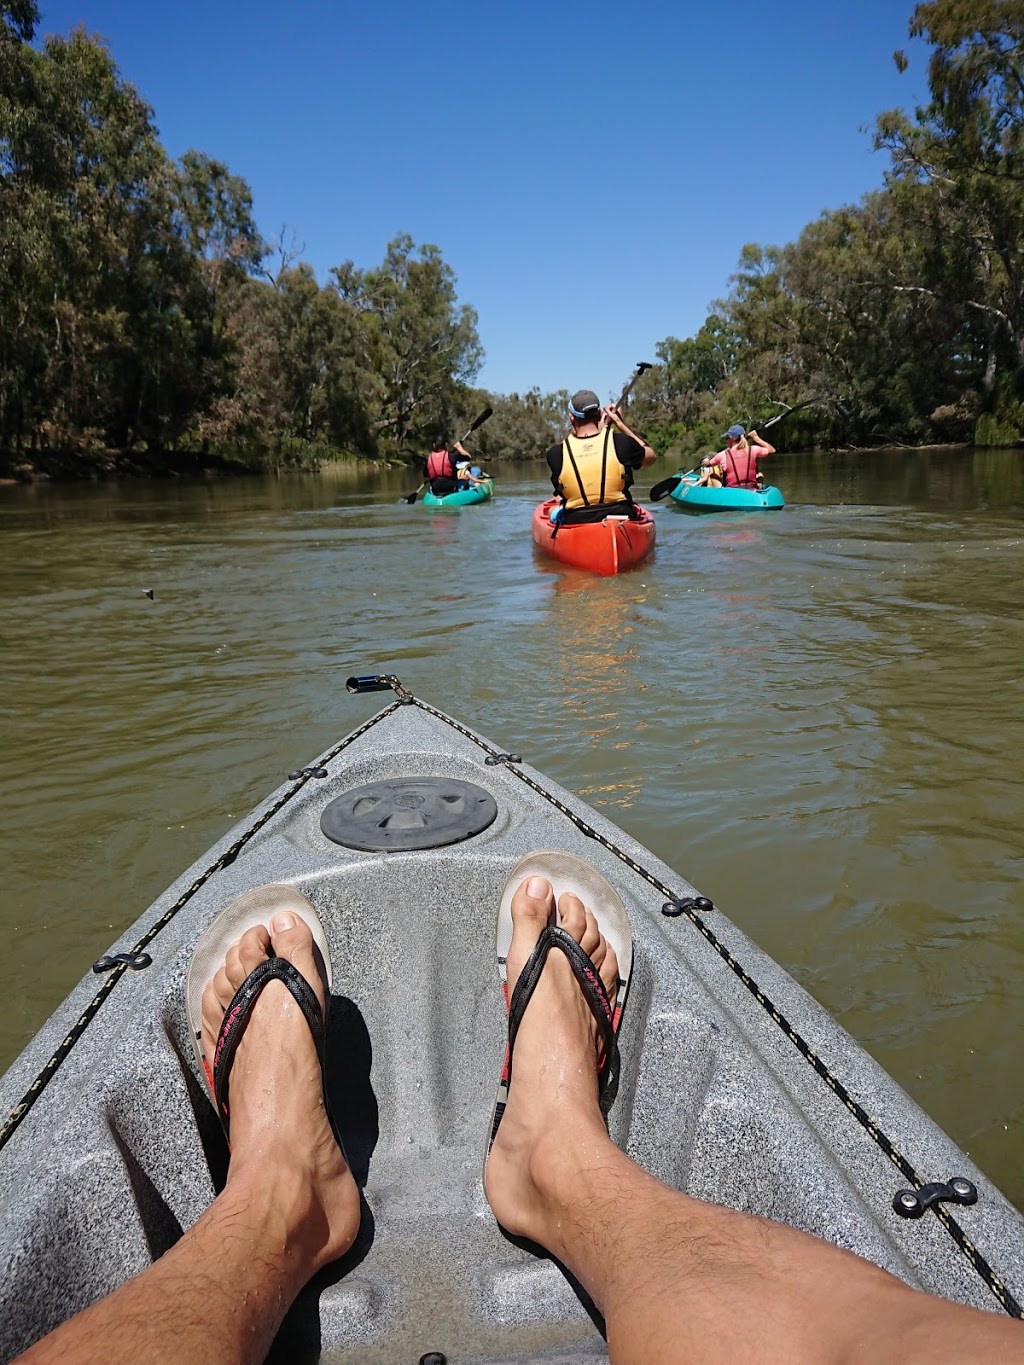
xmin=320 ymin=778 xmax=497 ymax=851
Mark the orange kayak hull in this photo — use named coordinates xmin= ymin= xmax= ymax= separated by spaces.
xmin=531 ymin=499 xmax=656 ymax=576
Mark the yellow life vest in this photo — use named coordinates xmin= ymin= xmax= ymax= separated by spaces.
xmin=558 ymin=429 xmax=628 ymax=511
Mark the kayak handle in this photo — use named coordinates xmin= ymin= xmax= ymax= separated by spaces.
xmin=346 ymin=673 xmax=415 ymax=703
xmin=346 ymin=675 xmax=396 ymax=694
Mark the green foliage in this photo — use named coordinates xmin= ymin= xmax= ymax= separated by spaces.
xmin=0 ymin=22 xmax=483 ymax=475
xmin=456 ymin=388 xmax=567 ymax=464
xmin=627 ymin=1 xmax=1024 ymax=454
xmin=0 ymin=1 xmax=37 ymax=42
xmin=333 ymin=235 xmax=483 ymax=455
xmin=974 ymin=374 xmax=1024 ymax=443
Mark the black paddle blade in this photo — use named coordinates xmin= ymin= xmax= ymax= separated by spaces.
xmin=649 ymin=475 xmax=682 ymax=502
xmin=470 ymin=406 xmax=493 ymax=432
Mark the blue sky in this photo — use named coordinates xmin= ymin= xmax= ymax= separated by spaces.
xmin=38 ymin=0 xmax=929 ymax=400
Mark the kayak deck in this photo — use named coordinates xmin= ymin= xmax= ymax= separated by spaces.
xmin=1 ymin=688 xmax=1022 ymax=1360
xmin=531 ymin=498 xmax=656 ymax=575
xmin=669 ymin=474 xmax=785 ymax=512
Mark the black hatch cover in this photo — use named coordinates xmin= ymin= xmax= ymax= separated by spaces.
xmin=320 ymin=777 xmax=497 ymax=851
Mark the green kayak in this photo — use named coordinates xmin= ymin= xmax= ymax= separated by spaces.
xmin=423 ymin=478 xmax=494 ymax=508
xmin=668 ymin=474 xmax=784 ymax=512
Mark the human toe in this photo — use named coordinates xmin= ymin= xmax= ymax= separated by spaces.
xmin=200 ymin=925 xmax=274 ymax=1061
xmin=556 ymin=891 xmax=587 ymax=942
xmin=511 ymin=876 xmax=556 ymax=926
xmin=236 ymin=923 xmax=272 ymax=978
xmin=267 ymin=911 xmax=327 ymax=1008
xmin=600 ymin=941 xmax=619 ymax=1002
xmin=578 ymin=906 xmax=603 ymax=958
xmin=508 ymin=876 xmax=556 ymax=964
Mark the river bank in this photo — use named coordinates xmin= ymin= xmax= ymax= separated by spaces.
xmin=0 ymin=442 xmax=389 ymax=484
xmin=5 ymin=438 xmax=1019 ymax=485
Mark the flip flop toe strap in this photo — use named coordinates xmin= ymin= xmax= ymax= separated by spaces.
xmin=507 ymin=924 xmax=619 ymax=1093
xmin=212 ymin=956 xmax=326 ymax=1137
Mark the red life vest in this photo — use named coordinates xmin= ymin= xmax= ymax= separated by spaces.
xmin=426 ymin=449 xmax=456 ymax=481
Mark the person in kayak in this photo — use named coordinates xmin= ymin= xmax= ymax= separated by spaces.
xmin=423 ymin=435 xmax=473 ymax=497
xmin=456 ymin=460 xmax=488 ymax=489
xmin=546 ymin=389 xmax=655 ymax=524
xmin=17 ymin=889 xmax=1024 ymax=1365
xmin=698 ymin=423 xmax=775 ymax=489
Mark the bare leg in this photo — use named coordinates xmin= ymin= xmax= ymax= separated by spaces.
xmin=485 ymin=878 xmax=1024 ymax=1364
xmin=16 ymin=913 xmax=360 ymax=1365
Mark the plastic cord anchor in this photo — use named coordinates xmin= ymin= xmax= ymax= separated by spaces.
xmin=893 ymin=1177 xmax=978 ymax=1219
xmin=288 ymin=765 xmax=329 ymax=781
xmin=92 ymin=952 xmax=152 ymax=974
xmin=485 ymin=752 xmax=522 ymax=766
xmin=382 ymin=673 xmax=415 ymax=703
xmin=662 ymin=895 xmax=714 ymax=917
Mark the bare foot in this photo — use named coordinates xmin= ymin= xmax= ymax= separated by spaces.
xmin=200 ymin=912 xmax=361 ymax=1273
xmin=484 ymin=876 xmax=620 ymax=1254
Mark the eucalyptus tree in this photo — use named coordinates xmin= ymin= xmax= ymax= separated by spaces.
xmin=0 ymin=23 xmax=173 ymax=451
xmin=333 ymin=235 xmax=483 ymax=451
xmin=466 ymin=388 xmax=566 ymax=463
xmin=878 ymin=0 xmax=1024 ymax=394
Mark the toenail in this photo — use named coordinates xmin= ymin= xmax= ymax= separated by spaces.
xmin=271 ymin=912 xmax=296 ymax=931
xmin=526 ymin=877 xmax=548 ymax=899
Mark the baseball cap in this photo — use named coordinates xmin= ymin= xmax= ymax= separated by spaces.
xmin=723 ymin=424 xmax=745 ymax=440
xmin=569 ymin=390 xmax=601 ymax=419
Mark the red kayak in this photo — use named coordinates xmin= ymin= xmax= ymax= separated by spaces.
xmin=531 ymin=499 xmax=656 ymax=576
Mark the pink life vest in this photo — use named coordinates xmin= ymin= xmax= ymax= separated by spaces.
xmin=426 ymin=449 xmax=456 ymax=481
xmin=721 ymin=446 xmax=759 ymax=489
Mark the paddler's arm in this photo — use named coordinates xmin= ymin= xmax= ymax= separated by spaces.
xmin=545 ymin=442 xmax=563 ymax=494
xmin=747 ymin=430 xmax=776 ymax=456
xmin=602 ymin=405 xmax=656 ymax=467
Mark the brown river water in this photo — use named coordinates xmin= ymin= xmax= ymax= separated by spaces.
xmin=1 ymin=449 xmax=1022 ymax=1207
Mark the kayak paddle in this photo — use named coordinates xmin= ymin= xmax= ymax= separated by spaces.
xmin=401 ymin=407 xmax=494 ymax=503
xmin=650 ymin=469 xmax=696 ymax=501
xmin=613 ymin=361 xmax=653 ymax=411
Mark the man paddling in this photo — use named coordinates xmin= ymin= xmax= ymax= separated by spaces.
xmin=546 ymin=390 xmax=655 ymax=524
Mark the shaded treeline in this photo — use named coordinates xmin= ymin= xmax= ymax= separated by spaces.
xmin=627 ymin=0 xmax=1024 ymax=457
xmin=0 ymin=5 xmax=565 ymax=476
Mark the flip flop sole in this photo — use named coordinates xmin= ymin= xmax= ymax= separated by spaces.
xmin=185 ymin=884 xmax=332 ymax=1098
xmin=490 ymin=851 xmax=634 ymax=1154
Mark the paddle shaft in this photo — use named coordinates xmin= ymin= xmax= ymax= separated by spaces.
xmin=613 ymin=361 xmax=653 ymax=413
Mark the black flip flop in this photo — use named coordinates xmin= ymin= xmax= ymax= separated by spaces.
xmin=489 ymin=852 xmax=633 ymax=1153
xmin=185 ymin=885 xmax=333 ymax=1141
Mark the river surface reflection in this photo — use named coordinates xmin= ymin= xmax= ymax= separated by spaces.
xmin=1 ymin=447 xmax=1022 ymax=1206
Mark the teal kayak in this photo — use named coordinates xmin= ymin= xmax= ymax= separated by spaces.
xmin=423 ymin=478 xmax=494 ymax=508
xmin=668 ymin=474 xmax=784 ymax=512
